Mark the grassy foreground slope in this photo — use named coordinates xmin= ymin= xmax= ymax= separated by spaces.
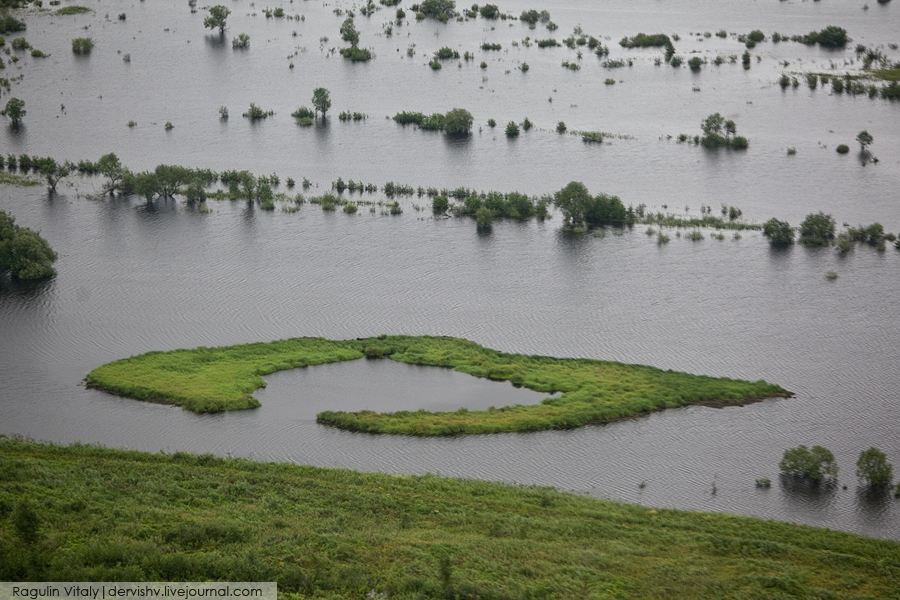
xmin=1 ymin=439 xmax=898 ymax=599
xmin=85 ymin=336 xmax=790 ymax=435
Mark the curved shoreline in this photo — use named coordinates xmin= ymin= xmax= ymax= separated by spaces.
xmin=85 ymin=335 xmax=791 ymax=436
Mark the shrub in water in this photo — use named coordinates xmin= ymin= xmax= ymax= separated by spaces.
xmin=780 ymin=445 xmax=838 ymax=483
xmin=71 ymin=37 xmax=94 ymax=54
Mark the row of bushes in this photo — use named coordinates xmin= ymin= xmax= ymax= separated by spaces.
xmin=392 ymin=108 xmax=473 ymax=135
xmin=763 ymin=214 xmax=898 ymax=251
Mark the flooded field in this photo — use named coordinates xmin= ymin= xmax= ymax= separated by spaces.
xmin=1 ymin=0 xmax=898 ymax=540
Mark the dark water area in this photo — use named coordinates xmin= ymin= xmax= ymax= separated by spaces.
xmin=1 ymin=189 xmax=898 ymax=539
xmin=1 ymin=0 xmax=899 ymax=539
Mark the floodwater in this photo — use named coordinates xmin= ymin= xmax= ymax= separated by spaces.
xmin=1 ymin=0 xmax=899 ymax=539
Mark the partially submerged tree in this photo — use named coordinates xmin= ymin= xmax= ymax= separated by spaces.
xmin=443 ymin=108 xmax=473 ymax=136
xmin=204 ymin=5 xmax=231 ymax=34
xmin=780 ymin=445 xmax=838 ymax=483
xmin=554 ymin=181 xmax=591 ymax=229
xmin=856 ymin=130 xmax=873 ymax=154
xmin=798 ymin=212 xmax=836 ymax=247
xmin=0 ymin=210 xmax=58 ymax=280
xmin=762 ymin=218 xmax=794 ymax=247
xmin=856 ymin=448 xmax=893 ymax=488
xmin=2 ymin=97 xmax=26 ymax=127
xmin=34 ymin=157 xmax=74 ymax=194
xmin=96 ymin=153 xmax=127 ymax=195
xmin=312 ymin=88 xmax=331 ymax=120
xmin=340 ymin=16 xmax=360 ymax=47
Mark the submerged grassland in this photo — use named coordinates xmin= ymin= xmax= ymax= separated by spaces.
xmin=85 ymin=336 xmax=789 ymax=435
xmin=1 ymin=438 xmax=897 ymax=598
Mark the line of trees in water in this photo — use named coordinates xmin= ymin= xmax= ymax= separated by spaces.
xmin=3 ymin=152 xmax=899 ymax=253
xmin=773 ymin=445 xmax=898 ymax=497
xmin=763 ymin=212 xmax=898 ymax=253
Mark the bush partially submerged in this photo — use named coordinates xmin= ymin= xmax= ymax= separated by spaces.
xmin=0 ymin=209 xmax=57 ymax=280
xmin=71 ymin=37 xmax=94 ymax=55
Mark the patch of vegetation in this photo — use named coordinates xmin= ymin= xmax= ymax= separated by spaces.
xmin=763 ymin=218 xmax=794 ymax=247
xmin=519 ymin=9 xmax=550 ymax=28
xmin=780 ymin=445 xmax=838 ymax=483
xmin=857 ymin=448 xmax=893 ymax=488
xmin=481 ymin=42 xmax=501 ymax=51
xmin=71 ymin=37 xmax=93 ymax=55
xmin=392 ymin=108 xmax=472 ymax=136
xmin=479 ymin=3 xmax=499 ymax=18
xmin=2 ymin=96 xmax=25 ymax=126
xmin=699 ymin=113 xmax=748 ymax=150
xmin=291 ymin=106 xmax=315 ymax=127
xmin=339 ymin=16 xmax=372 ymax=61
xmin=340 ymin=46 xmax=371 ymax=61
xmin=1 ymin=438 xmax=898 ymax=596
xmin=619 ymin=32 xmax=671 ymax=48
xmin=871 ymin=66 xmax=900 ymax=82
xmin=443 ymin=108 xmax=473 ymax=136
xmin=0 ymin=14 xmax=26 ymax=35
xmin=836 ymin=144 xmax=850 ymax=154
xmin=411 ymin=0 xmax=455 ymax=22
xmin=87 ymin=336 xmax=790 ymax=434
xmin=338 ymin=111 xmax=366 ymax=122
xmin=620 ymin=32 xmax=675 ymax=62
xmin=0 ymin=171 xmax=39 ymax=187
xmin=232 ymin=33 xmax=249 ymax=49
xmin=203 ymin=5 xmax=230 ymax=34
xmin=54 ymin=5 xmax=90 ymax=15
xmin=434 ymin=46 xmax=459 ymax=59
xmin=798 ymin=212 xmax=835 ymax=247
xmin=241 ymin=103 xmax=273 ymax=121
xmin=796 ymin=25 xmax=848 ymax=48
xmin=0 ymin=209 xmax=57 ymax=280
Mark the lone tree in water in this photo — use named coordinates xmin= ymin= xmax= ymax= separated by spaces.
xmin=2 ymin=97 xmax=26 ymax=127
xmin=443 ymin=108 xmax=473 ymax=136
xmin=856 ymin=130 xmax=873 ymax=154
xmin=0 ymin=210 xmax=58 ymax=280
xmin=856 ymin=448 xmax=893 ymax=488
xmin=204 ymin=5 xmax=231 ymax=34
xmin=312 ymin=88 xmax=331 ymax=120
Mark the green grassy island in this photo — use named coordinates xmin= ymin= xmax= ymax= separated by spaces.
xmin=86 ymin=336 xmax=790 ymax=435
xmin=1 ymin=438 xmax=897 ymax=597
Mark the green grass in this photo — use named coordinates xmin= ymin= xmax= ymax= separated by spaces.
xmin=86 ymin=336 xmax=790 ymax=435
xmin=0 ymin=172 xmax=40 ymax=187
xmin=0 ymin=438 xmax=897 ymax=598
xmin=871 ymin=67 xmax=900 ymax=82
xmin=54 ymin=5 xmax=92 ymax=15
